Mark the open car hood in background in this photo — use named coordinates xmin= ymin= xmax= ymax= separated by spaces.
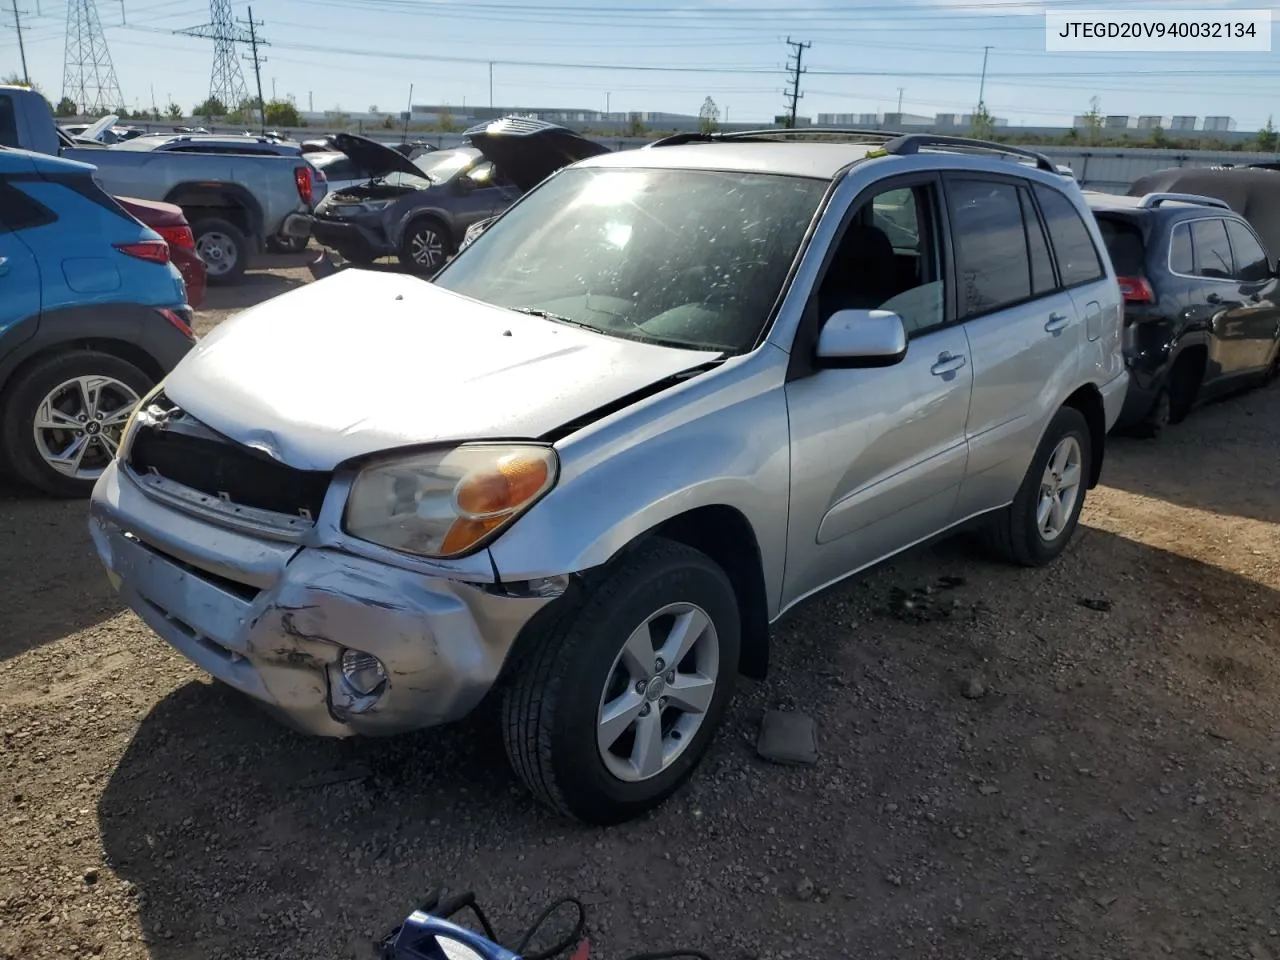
xmin=1128 ymin=167 xmax=1280 ymax=257
xmin=330 ymin=132 xmax=424 ymax=180
xmin=464 ymin=116 xmax=611 ymax=193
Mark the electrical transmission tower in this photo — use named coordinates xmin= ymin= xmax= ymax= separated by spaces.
xmin=783 ymin=36 xmax=810 ymax=130
xmin=62 ymin=0 xmax=124 ymax=114
xmin=180 ymin=0 xmax=250 ymax=111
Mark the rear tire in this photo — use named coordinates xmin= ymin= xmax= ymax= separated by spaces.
xmin=502 ymin=538 xmax=740 ymax=825
xmin=983 ymin=406 xmax=1092 ymax=568
xmin=192 ymin=217 xmax=249 ymax=286
xmin=0 ymin=350 xmax=153 ymax=499
xmin=1137 ymin=387 xmax=1171 ymax=439
xmin=1166 ymin=352 xmax=1202 ymax=425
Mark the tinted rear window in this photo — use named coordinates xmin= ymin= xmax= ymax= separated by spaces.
xmin=0 ymin=95 xmax=18 ymax=148
xmin=1095 ymin=215 xmax=1146 ymax=276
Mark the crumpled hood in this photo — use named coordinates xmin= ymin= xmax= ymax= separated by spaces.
xmin=162 ymin=269 xmax=721 ymax=471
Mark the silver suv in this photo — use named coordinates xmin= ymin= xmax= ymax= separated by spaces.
xmin=88 ymin=130 xmax=1128 ymax=825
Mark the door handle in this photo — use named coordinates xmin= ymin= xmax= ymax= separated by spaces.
xmin=1206 ymin=292 xmax=1223 ymax=305
xmin=930 ymin=353 xmax=967 ymax=376
xmin=1044 ymin=313 xmax=1070 ymax=334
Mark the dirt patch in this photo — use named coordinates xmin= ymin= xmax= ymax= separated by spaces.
xmin=1 ymin=269 xmax=1278 ymax=960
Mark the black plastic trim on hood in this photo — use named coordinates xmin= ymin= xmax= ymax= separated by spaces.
xmin=330 ymin=132 xmax=423 ymax=180
xmin=538 ymin=359 xmax=723 ymax=443
xmin=463 ymin=116 xmax=611 ymax=193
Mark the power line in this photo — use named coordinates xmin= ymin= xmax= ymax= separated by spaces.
xmin=783 ymin=36 xmax=809 ymax=129
xmin=179 ymin=0 xmax=250 ymax=109
xmin=9 ymin=0 xmax=30 ymax=83
xmin=239 ymin=5 xmax=268 ymax=134
xmin=62 ymin=0 xmax=123 ymax=113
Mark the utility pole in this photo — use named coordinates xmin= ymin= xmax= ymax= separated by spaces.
xmin=896 ymin=87 xmax=904 ymax=117
xmin=10 ymin=0 xmax=30 ymax=85
xmin=605 ymin=91 xmax=610 ymax=115
xmin=239 ymin=6 xmax=268 ymax=134
xmin=977 ymin=45 xmax=992 ymax=111
xmin=402 ymin=83 xmax=413 ymax=141
xmin=784 ymin=36 xmax=810 ymax=130
xmin=488 ymin=61 xmax=493 ymax=109
xmin=119 ymin=0 xmax=124 ymax=24
xmin=271 ymin=76 xmax=276 ymax=99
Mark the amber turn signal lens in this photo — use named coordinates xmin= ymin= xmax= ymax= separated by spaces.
xmin=454 ymin=454 xmax=551 ymax=519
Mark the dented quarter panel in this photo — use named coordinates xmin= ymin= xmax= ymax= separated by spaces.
xmin=158 ymin=268 xmax=721 ymax=471
xmin=488 ymin=344 xmax=794 ymax=617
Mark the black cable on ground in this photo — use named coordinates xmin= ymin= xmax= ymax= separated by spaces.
xmin=511 ymin=895 xmax=587 ymax=960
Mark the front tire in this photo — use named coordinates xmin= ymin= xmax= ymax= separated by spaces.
xmin=398 ymin=218 xmax=452 ymax=274
xmin=502 ymin=538 xmax=741 ymax=825
xmin=984 ymin=406 xmax=1092 ymax=567
xmin=0 ymin=350 xmax=152 ymax=498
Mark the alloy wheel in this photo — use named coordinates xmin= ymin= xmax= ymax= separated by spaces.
xmin=596 ymin=601 xmax=720 ymax=783
xmin=31 ymin=375 xmax=139 ymax=480
xmin=409 ymin=227 xmax=445 ymax=268
xmin=1037 ymin=435 xmax=1083 ymax=542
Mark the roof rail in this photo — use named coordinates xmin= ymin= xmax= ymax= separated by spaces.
xmin=1138 ymin=192 xmax=1232 ymax=210
xmin=645 ymin=127 xmax=906 ymax=149
xmin=879 ymin=133 xmax=1057 ymax=173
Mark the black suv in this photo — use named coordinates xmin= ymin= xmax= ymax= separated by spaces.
xmin=1085 ymin=191 xmax=1280 ymax=435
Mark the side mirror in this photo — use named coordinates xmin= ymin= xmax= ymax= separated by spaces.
xmin=815 ymin=309 xmax=908 ymax=368
xmin=455 ymin=175 xmax=475 ymax=195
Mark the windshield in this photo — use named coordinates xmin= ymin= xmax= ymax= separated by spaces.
xmin=412 ymin=147 xmax=480 ymax=182
xmin=432 ymin=166 xmax=828 ymax=353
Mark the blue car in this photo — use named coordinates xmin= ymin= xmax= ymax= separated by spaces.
xmin=0 ymin=146 xmax=195 ymax=497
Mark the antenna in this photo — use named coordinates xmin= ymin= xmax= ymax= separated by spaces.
xmin=61 ymin=0 xmax=124 ymax=114
xmin=179 ymin=0 xmax=250 ymax=112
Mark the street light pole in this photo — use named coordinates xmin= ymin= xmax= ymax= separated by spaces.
xmin=978 ymin=45 xmax=992 ymax=109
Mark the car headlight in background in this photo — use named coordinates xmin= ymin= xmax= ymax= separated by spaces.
xmin=343 ymin=443 xmax=558 ymax=558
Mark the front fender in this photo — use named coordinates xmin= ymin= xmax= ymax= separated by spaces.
xmin=487 ymin=352 xmax=793 ymax=618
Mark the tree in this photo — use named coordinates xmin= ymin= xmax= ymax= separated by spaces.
xmin=1081 ymin=96 xmax=1103 ymax=146
xmin=55 ymin=97 xmax=78 ymax=117
xmin=369 ymin=104 xmax=378 ymax=114
xmin=1255 ymin=115 xmax=1277 ymax=152
xmin=382 ymin=114 xmax=396 ymax=129
xmin=328 ymin=109 xmax=351 ymax=131
xmin=264 ymin=98 xmax=301 ymax=127
xmin=698 ymin=96 xmax=720 ymax=135
xmin=436 ymin=107 xmax=456 ymax=132
xmin=228 ymin=97 xmax=258 ymax=125
xmin=194 ymin=97 xmax=227 ymax=122
xmin=1149 ymin=123 xmax=1168 ymax=148
xmin=969 ymin=104 xmax=995 ymax=140
xmin=626 ymin=111 xmax=646 ymax=137
xmin=166 ymin=102 xmax=183 ymax=121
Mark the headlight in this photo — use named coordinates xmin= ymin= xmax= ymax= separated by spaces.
xmin=358 ymin=199 xmax=395 ymax=214
xmin=343 ymin=443 xmax=558 ymax=558
xmin=119 ymin=383 xmax=165 ymax=460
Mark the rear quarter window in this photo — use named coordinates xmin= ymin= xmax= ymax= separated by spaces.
xmin=1033 ymin=184 xmax=1105 ymax=286
xmin=0 ymin=95 xmax=18 ymax=148
xmin=1094 ymin=215 xmax=1146 ymax=276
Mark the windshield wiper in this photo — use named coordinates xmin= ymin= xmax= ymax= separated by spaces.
xmin=509 ymin=307 xmax=600 ymax=331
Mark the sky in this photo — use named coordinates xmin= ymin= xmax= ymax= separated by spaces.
xmin=3 ymin=0 xmax=1279 ymax=129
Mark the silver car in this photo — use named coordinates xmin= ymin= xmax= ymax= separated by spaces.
xmin=89 ymin=131 xmax=1128 ymax=825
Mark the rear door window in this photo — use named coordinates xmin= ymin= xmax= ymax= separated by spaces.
xmin=1019 ymin=186 xmax=1056 ymax=295
xmin=1190 ymin=219 xmax=1233 ymax=279
xmin=945 ymin=177 xmax=1032 ymax=318
xmin=1224 ymin=219 xmax=1271 ymax=282
xmin=1033 ymin=184 xmax=1105 ymax=286
xmin=1169 ymin=222 xmax=1194 ymax=274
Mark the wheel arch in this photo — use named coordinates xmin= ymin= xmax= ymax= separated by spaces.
xmin=396 ymin=208 xmax=454 ymax=249
xmin=1062 ymin=383 xmax=1106 ymax=488
xmin=162 ymin=182 xmax=265 ymax=243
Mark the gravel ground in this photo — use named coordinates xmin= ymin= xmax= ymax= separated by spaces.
xmin=2 ymin=257 xmax=1279 ymax=960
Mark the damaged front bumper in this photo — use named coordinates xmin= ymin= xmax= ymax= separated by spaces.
xmin=88 ymin=460 xmax=555 ymax=737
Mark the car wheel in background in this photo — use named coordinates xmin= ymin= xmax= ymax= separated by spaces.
xmin=398 ymin=218 xmax=452 ymax=274
xmin=502 ymin=538 xmax=741 ymax=825
xmin=192 ymin=217 xmax=249 ymax=286
xmin=1 ymin=350 xmax=152 ymax=499
xmin=266 ymin=234 xmax=309 ymax=254
xmin=983 ymin=406 xmax=1092 ymax=568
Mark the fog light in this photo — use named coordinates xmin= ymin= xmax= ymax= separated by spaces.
xmin=340 ymin=649 xmax=387 ymax=696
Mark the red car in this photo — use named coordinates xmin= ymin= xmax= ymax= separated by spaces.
xmin=114 ymin=196 xmax=208 ymax=309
